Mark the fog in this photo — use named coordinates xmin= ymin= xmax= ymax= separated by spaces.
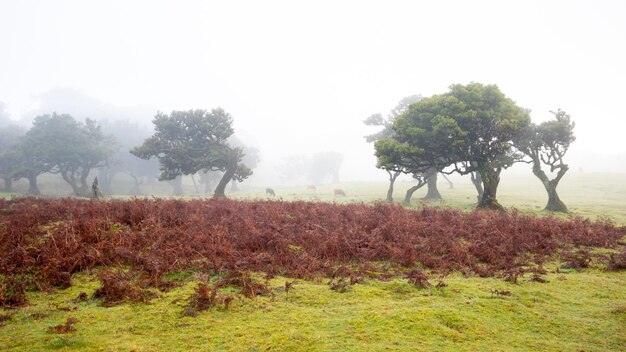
xmin=2 ymin=0 xmax=626 ymax=187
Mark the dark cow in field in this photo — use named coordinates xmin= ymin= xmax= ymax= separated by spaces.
xmin=333 ymin=188 xmax=346 ymax=197
xmin=266 ymin=188 xmax=276 ymax=196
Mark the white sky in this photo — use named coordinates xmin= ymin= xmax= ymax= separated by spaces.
xmin=1 ymin=0 xmax=626 ymax=182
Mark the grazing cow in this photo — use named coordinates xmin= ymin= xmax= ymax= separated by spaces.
xmin=266 ymin=188 xmax=276 ymax=196
xmin=307 ymin=185 xmax=317 ymax=191
xmin=333 ymin=188 xmax=346 ymax=197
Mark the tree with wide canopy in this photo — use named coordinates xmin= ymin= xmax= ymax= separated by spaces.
xmin=131 ymin=108 xmax=251 ymax=198
xmin=388 ymin=83 xmax=531 ymax=210
xmin=17 ymin=113 xmax=116 ymax=196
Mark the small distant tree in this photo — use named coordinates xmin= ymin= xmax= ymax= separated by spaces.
xmin=131 ymin=109 xmax=251 ymax=198
xmin=275 ymin=155 xmax=309 ymax=184
xmin=308 ymin=151 xmax=343 ymax=184
xmin=274 ymin=151 xmax=342 ymax=186
xmin=364 ymin=95 xmax=422 ymax=201
xmin=516 ymin=109 xmax=575 ymax=212
xmin=98 ymin=119 xmax=155 ymax=195
xmin=19 ymin=113 xmax=117 ymax=196
xmin=0 ymin=125 xmax=25 ymax=191
xmin=9 ymin=142 xmax=49 ymax=195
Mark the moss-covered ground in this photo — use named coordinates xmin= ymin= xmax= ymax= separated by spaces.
xmin=1 ymin=265 xmax=624 ymax=351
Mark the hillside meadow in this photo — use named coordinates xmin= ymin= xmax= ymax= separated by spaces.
xmin=230 ymin=172 xmax=626 ymax=225
xmin=0 ymin=172 xmax=625 ymax=351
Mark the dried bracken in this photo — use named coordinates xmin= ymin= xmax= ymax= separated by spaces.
xmin=47 ymin=316 xmax=78 ymax=334
xmin=502 ymin=268 xmax=524 ymax=284
xmin=285 ymin=280 xmax=297 ymax=294
xmin=560 ymin=249 xmax=592 ymax=269
xmin=607 ymin=247 xmax=626 ymax=271
xmin=329 ymin=278 xmax=350 ymax=293
xmin=0 ymin=312 xmax=13 ymax=328
xmin=490 ymin=289 xmax=511 ymax=297
xmin=406 ymin=269 xmax=431 ymax=288
xmin=0 ymin=197 xmax=623 ymax=306
xmin=183 ymin=282 xmax=235 ymax=316
xmin=0 ymin=275 xmax=27 ymax=307
xmin=92 ymin=269 xmax=153 ymax=307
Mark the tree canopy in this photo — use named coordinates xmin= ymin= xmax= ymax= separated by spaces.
xmin=18 ymin=113 xmax=117 ymax=195
xmin=383 ymin=83 xmax=531 ymax=210
xmin=131 ymin=109 xmax=252 ymax=197
xmin=364 ymin=95 xmax=422 ymax=143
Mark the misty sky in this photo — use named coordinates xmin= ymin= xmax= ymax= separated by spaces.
xmin=1 ymin=0 xmax=625 ymax=182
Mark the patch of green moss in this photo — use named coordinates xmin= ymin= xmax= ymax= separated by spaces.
xmin=1 ymin=268 xmax=625 ymax=351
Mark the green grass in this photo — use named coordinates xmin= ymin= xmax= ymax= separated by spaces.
xmin=225 ymin=172 xmax=626 ymax=225
xmin=1 ymin=267 xmax=625 ymax=351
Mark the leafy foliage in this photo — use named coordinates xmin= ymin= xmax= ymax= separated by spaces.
xmin=364 ymin=94 xmax=422 ymax=143
xmin=388 ymin=83 xmax=532 ymax=209
xmin=516 ymin=109 xmax=576 ymax=212
xmin=366 ymin=95 xmax=422 ymax=202
xmin=18 ymin=113 xmax=117 ymax=195
xmin=131 ymin=109 xmax=251 ymax=197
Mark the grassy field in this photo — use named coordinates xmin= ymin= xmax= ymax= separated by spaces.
xmin=230 ymin=172 xmax=626 ymax=225
xmin=3 ymin=171 xmax=625 ymax=224
xmin=1 ymin=266 xmax=625 ymax=352
xmin=1 ymin=172 xmax=625 ymax=351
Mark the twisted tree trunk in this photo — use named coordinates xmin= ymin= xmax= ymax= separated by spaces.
xmin=27 ymin=175 xmax=40 ymax=195
xmin=170 ymin=176 xmax=183 ymax=196
xmin=386 ymin=170 xmax=401 ymax=202
xmin=423 ymin=168 xmax=442 ymax=200
xmin=129 ymin=175 xmax=144 ymax=195
xmin=470 ymin=171 xmax=484 ymax=203
xmin=79 ymin=168 xmax=91 ymax=196
xmin=61 ymin=170 xmax=81 ymax=196
xmin=403 ymin=178 xmax=427 ymax=205
xmin=98 ymin=168 xmax=116 ymax=195
xmin=214 ymin=163 xmax=237 ymax=198
xmin=191 ymin=174 xmax=200 ymax=194
xmin=476 ymin=167 xmax=504 ymax=211
xmin=532 ymin=162 xmax=569 ymax=212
